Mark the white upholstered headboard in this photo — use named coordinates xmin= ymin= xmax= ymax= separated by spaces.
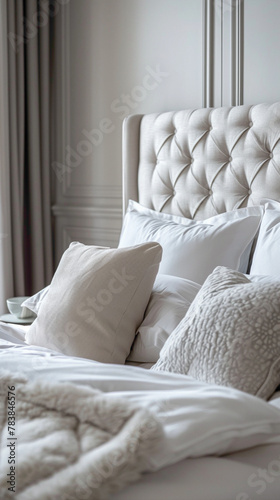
xmin=122 ymin=102 xmax=280 ymax=219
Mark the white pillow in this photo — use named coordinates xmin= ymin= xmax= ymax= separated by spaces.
xmin=247 ymin=274 xmax=280 ymax=284
xmin=250 ymin=200 xmax=280 ymax=276
xmin=127 ymin=274 xmax=201 ymax=363
xmin=152 ymin=266 xmax=280 ymax=400
xmin=119 ymin=200 xmax=263 ymax=284
xmin=26 ymin=242 xmax=162 ymax=364
xmin=22 ymin=286 xmax=50 ymax=315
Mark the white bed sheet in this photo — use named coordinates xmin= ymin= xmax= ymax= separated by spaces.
xmin=1 ymin=321 xmax=280 ymax=500
xmin=112 ymin=443 xmax=280 ymax=500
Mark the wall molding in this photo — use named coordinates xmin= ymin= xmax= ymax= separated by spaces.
xmin=52 ymin=205 xmax=122 ymax=219
xmin=231 ymin=0 xmax=244 ymax=105
xmin=62 ymin=226 xmax=121 ymax=250
xmin=54 ymin=0 xmax=71 ymax=200
xmin=202 ymin=0 xmax=214 ymax=107
xmin=53 ymin=223 xmax=121 ymax=266
xmin=53 ymin=5 xmax=123 ymax=204
xmin=202 ymin=0 xmax=244 ymax=108
xmin=60 ymin=185 xmax=123 ymax=206
xmin=52 ymin=3 xmax=123 ymax=262
xmin=53 ymin=206 xmax=122 ymax=264
xmin=56 ymin=6 xmax=123 ymax=201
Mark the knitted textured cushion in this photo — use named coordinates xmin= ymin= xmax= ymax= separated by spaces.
xmin=152 ymin=266 xmax=280 ymax=400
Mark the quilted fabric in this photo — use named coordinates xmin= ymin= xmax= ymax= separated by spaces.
xmin=124 ymin=102 xmax=280 ymax=219
xmin=152 ymin=267 xmax=280 ymax=400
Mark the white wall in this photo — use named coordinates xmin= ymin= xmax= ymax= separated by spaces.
xmin=52 ymin=0 xmax=280 ymax=263
xmin=243 ymin=0 xmax=280 ymax=104
xmin=67 ymin=0 xmax=203 ymax=191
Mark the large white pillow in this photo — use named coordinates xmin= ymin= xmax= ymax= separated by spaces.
xmin=26 ymin=242 xmax=162 ymax=364
xmin=250 ymin=200 xmax=280 ymax=276
xmin=127 ymin=274 xmax=201 ymax=363
xmin=152 ymin=266 xmax=280 ymax=400
xmin=119 ymin=200 xmax=263 ymax=284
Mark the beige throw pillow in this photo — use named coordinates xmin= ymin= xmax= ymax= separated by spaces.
xmin=26 ymin=242 xmax=162 ymax=363
xmin=152 ymin=266 xmax=280 ymax=400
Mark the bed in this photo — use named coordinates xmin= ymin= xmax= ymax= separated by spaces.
xmin=1 ymin=101 xmax=280 ymax=500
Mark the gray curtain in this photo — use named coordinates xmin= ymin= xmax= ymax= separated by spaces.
xmin=0 ymin=0 xmax=54 ymax=312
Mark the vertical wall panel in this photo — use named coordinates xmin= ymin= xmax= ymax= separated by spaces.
xmin=203 ymin=0 xmax=244 ymax=108
xmin=243 ymin=0 xmax=280 ymax=104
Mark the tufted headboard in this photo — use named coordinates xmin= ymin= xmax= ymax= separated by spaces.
xmin=122 ymin=102 xmax=280 ymax=219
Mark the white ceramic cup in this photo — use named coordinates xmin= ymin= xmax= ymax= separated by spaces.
xmin=6 ymin=297 xmax=34 ymax=319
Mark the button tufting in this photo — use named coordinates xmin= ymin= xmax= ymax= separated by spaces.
xmin=137 ymin=103 xmax=280 ymax=223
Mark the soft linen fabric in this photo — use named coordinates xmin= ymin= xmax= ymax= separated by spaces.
xmin=118 ymin=200 xmax=262 ymax=283
xmin=112 ymin=440 xmax=280 ymax=500
xmin=1 ymin=340 xmax=280 ymax=476
xmin=4 ymin=327 xmax=280 ymax=500
xmin=26 ymin=242 xmax=162 ymax=364
xmin=152 ymin=266 xmax=280 ymax=400
xmin=127 ymin=274 xmax=201 ymax=363
xmin=250 ymin=200 xmax=280 ymax=276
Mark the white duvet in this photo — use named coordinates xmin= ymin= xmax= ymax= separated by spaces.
xmin=1 ymin=322 xmax=280 ymax=478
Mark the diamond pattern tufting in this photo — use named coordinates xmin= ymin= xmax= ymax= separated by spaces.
xmin=126 ymin=102 xmax=280 ymax=219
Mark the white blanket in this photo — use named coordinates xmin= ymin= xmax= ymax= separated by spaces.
xmin=0 ymin=370 xmax=161 ymax=500
xmin=1 ymin=323 xmax=280 ymax=498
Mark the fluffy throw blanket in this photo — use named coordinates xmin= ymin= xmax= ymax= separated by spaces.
xmin=0 ymin=370 xmax=162 ymax=500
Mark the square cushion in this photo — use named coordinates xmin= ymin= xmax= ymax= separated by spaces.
xmin=152 ymin=266 xmax=280 ymax=400
xmin=119 ymin=201 xmax=263 ymax=284
xmin=26 ymin=242 xmax=162 ymax=364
